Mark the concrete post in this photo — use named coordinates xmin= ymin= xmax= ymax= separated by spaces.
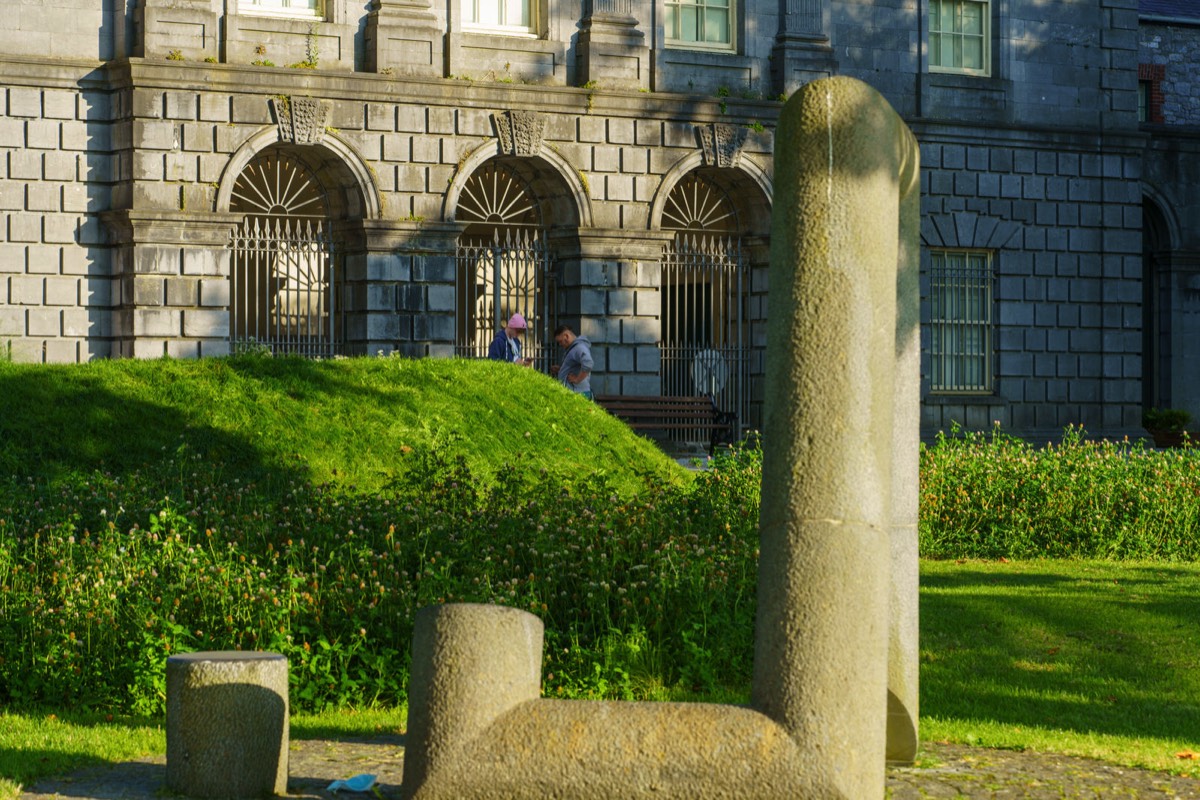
xmin=165 ymin=651 xmax=289 ymax=798
xmin=400 ymin=603 xmax=544 ymax=796
xmin=752 ymin=75 xmax=920 ymax=799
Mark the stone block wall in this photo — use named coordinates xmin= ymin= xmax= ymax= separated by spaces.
xmin=917 ymin=126 xmax=1146 ymax=439
xmin=0 ymin=73 xmax=117 ymax=363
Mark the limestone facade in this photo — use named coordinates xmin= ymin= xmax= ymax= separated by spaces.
xmin=1 ymin=0 xmax=1198 ymax=440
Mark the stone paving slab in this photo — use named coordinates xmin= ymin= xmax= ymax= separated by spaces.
xmin=18 ymin=738 xmax=1200 ymax=800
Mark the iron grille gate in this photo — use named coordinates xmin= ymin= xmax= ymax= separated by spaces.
xmin=660 ymin=232 xmax=747 ymax=445
xmin=229 ymin=216 xmax=342 ymax=357
xmin=455 ymin=227 xmax=555 ymax=371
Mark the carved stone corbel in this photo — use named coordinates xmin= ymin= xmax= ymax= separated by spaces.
xmin=272 ymin=97 xmax=331 ymax=145
xmin=493 ymin=111 xmax=547 ymax=157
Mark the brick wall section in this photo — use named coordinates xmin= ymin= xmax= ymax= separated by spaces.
xmin=1139 ymin=21 xmax=1200 ymax=126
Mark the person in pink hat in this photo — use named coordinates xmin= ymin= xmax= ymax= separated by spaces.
xmin=487 ymin=312 xmax=533 ymax=366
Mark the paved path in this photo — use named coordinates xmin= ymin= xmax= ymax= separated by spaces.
xmin=18 ymin=737 xmax=1200 ymax=799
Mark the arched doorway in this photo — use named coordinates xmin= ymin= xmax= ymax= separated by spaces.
xmin=228 ymin=145 xmax=342 ymax=356
xmin=453 ymin=159 xmax=555 ymax=369
xmin=659 ymin=170 xmax=750 ymax=440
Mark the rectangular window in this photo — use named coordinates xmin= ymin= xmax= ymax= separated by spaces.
xmin=929 ymin=0 xmax=989 ymax=75
xmin=242 ymin=0 xmax=322 ymax=18
xmin=929 ymin=249 xmax=993 ymax=394
xmin=464 ymin=0 xmax=536 ymax=35
xmin=1138 ymin=80 xmax=1149 ymax=122
xmin=665 ymin=0 xmax=734 ymax=51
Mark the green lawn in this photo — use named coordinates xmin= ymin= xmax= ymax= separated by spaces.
xmin=919 ymin=559 xmax=1200 ymax=775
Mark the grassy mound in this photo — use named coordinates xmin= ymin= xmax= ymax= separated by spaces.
xmin=0 ymin=355 xmax=686 ymax=494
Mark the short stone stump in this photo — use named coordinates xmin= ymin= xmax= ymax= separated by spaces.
xmin=166 ymin=651 xmax=289 ymax=798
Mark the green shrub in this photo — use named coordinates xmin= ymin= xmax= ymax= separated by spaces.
xmin=1143 ymin=407 xmax=1192 ymax=431
xmin=920 ymin=424 xmax=1200 ymax=560
xmin=0 ymin=440 xmax=763 ymax=714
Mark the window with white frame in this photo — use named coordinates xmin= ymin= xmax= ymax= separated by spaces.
xmin=929 ymin=249 xmax=993 ymax=394
xmin=241 ymin=0 xmax=323 ymax=18
xmin=929 ymin=0 xmax=989 ymax=75
xmin=665 ymin=0 xmax=734 ymax=51
xmin=463 ymin=0 xmax=537 ymax=35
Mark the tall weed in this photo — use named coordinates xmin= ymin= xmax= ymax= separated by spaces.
xmin=0 ymin=440 xmax=763 ymax=713
xmin=921 ymin=424 xmax=1200 ymax=560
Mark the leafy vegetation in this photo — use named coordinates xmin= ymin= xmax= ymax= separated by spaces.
xmin=920 ymin=424 xmax=1200 ymax=560
xmin=2 ymin=358 xmax=1199 ymax=795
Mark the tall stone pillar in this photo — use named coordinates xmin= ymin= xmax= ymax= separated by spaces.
xmin=752 ymin=75 xmax=920 ymax=798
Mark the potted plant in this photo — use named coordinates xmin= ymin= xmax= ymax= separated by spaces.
xmin=1143 ymin=408 xmax=1193 ymax=448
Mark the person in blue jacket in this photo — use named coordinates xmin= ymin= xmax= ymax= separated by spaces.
xmin=554 ymin=324 xmax=593 ymax=400
xmin=487 ymin=313 xmax=533 ymax=366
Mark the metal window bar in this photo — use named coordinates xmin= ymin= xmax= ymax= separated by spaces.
xmin=659 ymin=232 xmax=747 ymax=446
xmin=929 ymin=250 xmax=992 ymax=393
xmin=230 ymin=216 xmax=341 ymax=357
xmin=454 ymin=227 xmax=555 ymax=372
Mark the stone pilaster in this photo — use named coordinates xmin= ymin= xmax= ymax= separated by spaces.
xmin=576 ymin=0 xmax=651 ymax=91
xmin=771 ymin=0 xmax=836 ymax=97
xmin=102 ymin=210 xmax=238 ymax=359
xmin=340 ymin=220 xmax=462 ymax=357
xmin=553 ymin=228 xmax=672 ymax=396
xmin=135 ymin=0 xmax=219 ymax=61
xmin=364 ymin=0 xmax=444 ymax=78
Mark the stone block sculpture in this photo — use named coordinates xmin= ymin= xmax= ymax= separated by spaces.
xmin=401 ymin=75 xmax=919 ymax=800
xmin=166 ymin=651 xmax=290 ymax=798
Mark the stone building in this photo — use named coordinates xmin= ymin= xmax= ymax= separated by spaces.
xmin=0 ymin=0 xmax=1197 ymax=441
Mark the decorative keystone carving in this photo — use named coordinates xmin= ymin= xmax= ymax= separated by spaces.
xmin=272 ymin=97 xmax=331 ymax=145
xmin=697 ymin=123 xmax=747 ymax=168
xmin=493 ymin=110 xmax=547 ymax=157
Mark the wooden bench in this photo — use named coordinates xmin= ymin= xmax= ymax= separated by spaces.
xmin=595 ymin=394 xmax=737 ymax=455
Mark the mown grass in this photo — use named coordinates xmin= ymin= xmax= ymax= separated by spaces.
xmin=2 ymin=358 xmax=1199 ymax=796
xmin=920 ymin=559 xmax=1200 ymax=776
xmin=0 ymin=355 xmax=684 ymax=495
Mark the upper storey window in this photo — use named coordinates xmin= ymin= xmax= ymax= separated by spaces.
xmin=464 ymin=0 xmax=538 ymax=35
xmin=666 ymin=0 xmax=734 ymax=51
xmin=242 ymin=0 xmax=323 ymax=18
xmin=929 ymin=0 xmax=989 ymax=75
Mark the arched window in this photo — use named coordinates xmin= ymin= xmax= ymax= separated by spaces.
xmin=660 ymin=171 xmax=747 ymax=437
xmin=454 ymin=160 xmax=554 ymax=368
xmin=229 ymin=146 xmax=341 ymax=356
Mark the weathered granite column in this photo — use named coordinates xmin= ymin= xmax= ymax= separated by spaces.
xmin=400 ymin=76 xmax=919 ymax=800
xmin=888 ymin=142 xmax=921 ymax=764
xmin=752 ymin=75 xmax=919 ymax=797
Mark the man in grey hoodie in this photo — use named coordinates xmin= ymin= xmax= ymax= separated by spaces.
xmin=554 ymin=324 xmax=593 ymax=400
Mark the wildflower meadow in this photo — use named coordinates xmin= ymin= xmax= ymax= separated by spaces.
xmin=0 ymin=442 xmax=762 ymax=715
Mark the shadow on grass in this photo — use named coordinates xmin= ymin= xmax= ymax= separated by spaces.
xmin=0 ymin=361 xmax=299 ymax=489
xmin=920 ymin=564 xmax=1200 ymax=742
